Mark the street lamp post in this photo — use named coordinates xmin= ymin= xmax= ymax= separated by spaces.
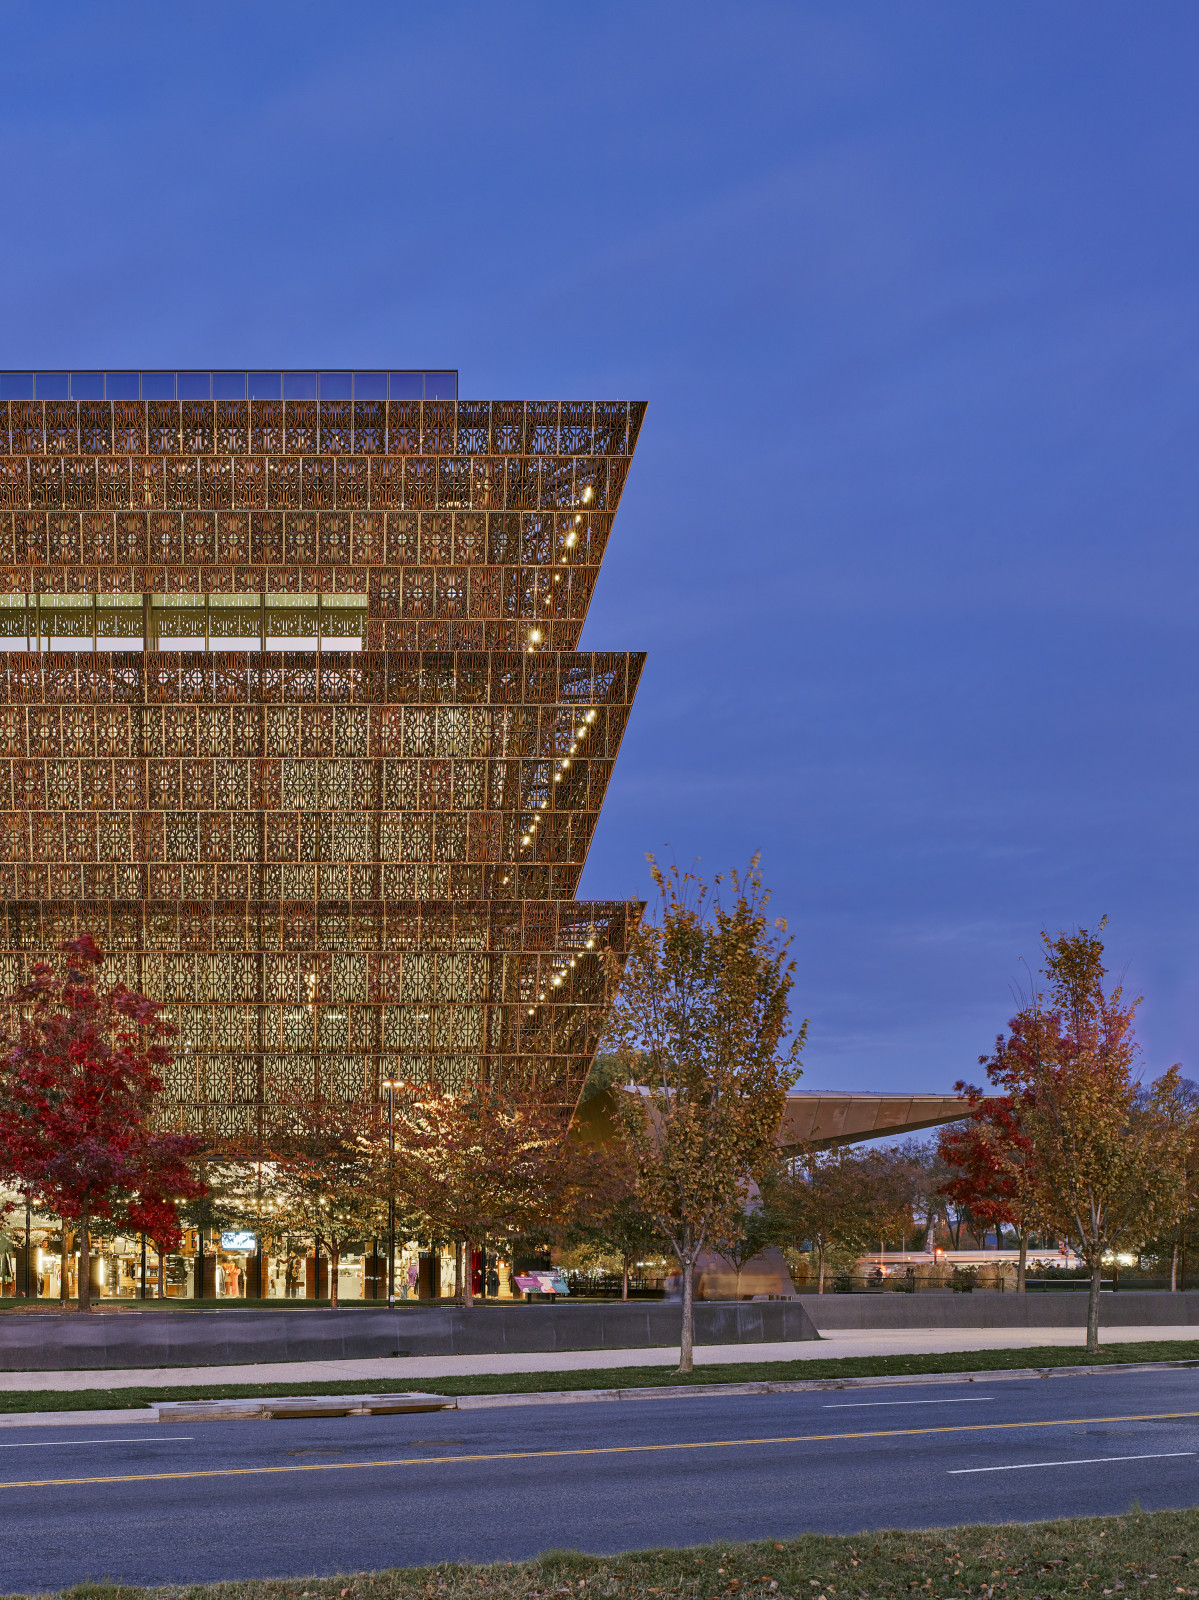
xmin=386 ymin=1078 xmax=396 ymax=1308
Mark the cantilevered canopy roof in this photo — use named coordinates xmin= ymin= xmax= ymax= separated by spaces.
xmin=574 ymin=1086 xmax=975 ymax=1152
xmin=778 ymin=1091 xmax=973 ymax=1151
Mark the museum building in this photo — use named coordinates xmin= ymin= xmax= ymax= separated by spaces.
xmin=0 ymin=368 xmax=646 ymax=1300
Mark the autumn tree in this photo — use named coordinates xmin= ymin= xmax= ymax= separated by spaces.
xmin=937 ymin=1094 xmax=1041 ymax=1291
xmin=712 ymin=1163 xmax=793 ymax=1297
xmin=979 ymin=924 xmax=1187 ymax=1352
xmin=565 ymin=1135 xmax=663 ymax=1299
xmin=1132 ymin=1076 xmax=1199 ymax=1291
xmin=266 ymin=1082 xmax=383 ymax=1308
xmin=0 ymin=934 xmax=204 ymax=1311
xmin=392 ymin=1078 xmax=572 ymax=1306
xmin=778 ymin=1146 xmax=911 ymax=1292
xmin=604 ymin=857 xmax=804 ymax=1371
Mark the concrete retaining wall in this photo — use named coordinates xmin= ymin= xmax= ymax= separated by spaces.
xmin=0 ymin=1298 xmax=819 ymax=1372
xmin=797 ymin=1290 xmax=1199 ymax=1330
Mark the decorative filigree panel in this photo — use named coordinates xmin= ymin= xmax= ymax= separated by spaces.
xmin=0 ymin=396 xmax=647 ymax=1143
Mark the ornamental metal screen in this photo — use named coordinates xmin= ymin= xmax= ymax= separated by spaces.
xmin=0 ymin=391 xmax=646 ymax=1141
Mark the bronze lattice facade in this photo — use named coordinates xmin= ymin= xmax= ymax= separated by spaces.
xmin=0 ymin=371 xmax=645 ymax=1141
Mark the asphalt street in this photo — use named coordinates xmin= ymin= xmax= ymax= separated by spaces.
xmin=3 ymin=1367 xmax=1199 ymax=1593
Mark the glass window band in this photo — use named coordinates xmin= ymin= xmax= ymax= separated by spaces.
xmin=0 ymin=593 xmax=366 ymax=652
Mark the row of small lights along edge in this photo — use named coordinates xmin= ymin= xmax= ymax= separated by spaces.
xmin=524 ymin=494 xmax=592 ymax=653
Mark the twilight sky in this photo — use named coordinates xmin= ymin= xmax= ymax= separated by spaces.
xmin=2 ymin=3 xmax=1197 ymax=1094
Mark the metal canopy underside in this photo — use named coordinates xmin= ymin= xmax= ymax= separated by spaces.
xmin=779 ymin=1091 xmax=972 ymax=1151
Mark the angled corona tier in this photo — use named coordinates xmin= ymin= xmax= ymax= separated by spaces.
xmin=0 ymin=373 xmax=646 ymax=1141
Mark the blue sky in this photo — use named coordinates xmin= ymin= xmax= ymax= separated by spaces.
xmin=2 ymin=3 xmax=1197 ymax=1093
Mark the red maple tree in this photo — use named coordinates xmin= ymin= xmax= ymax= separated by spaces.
xmin=0 ymin=934 xmax=204 ymax=1310
xmin=937 ymin=1090 xmax=1038 ymax=1287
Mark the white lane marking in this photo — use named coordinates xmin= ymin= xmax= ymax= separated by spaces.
xmin=0 ymin=1436 xmax=194 ymax=1448
xmin=951 ymin=1452 xmax=1195 ymax=1474
xmin=825 ymin=1399 xmax=995 ymax=1409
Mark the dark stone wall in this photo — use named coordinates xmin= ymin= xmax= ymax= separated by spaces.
xmin=798 ymin=1290 xmax=1199 ymax=1329
xmin=0 ymin=1298 xmax=820 ymax=1372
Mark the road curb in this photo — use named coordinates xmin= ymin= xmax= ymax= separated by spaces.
xmin=451 ymin=1358 xmax=1199 ymax=1408
xmin=0 ymin=1356 xmax=1195 ymax=1426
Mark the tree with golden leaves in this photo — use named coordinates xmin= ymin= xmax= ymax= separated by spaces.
xmin=777 ymin=1146 xmax=912 ymax=1293
xmin=564 ymin=1130 xmax=664 ymax=1300
xmin=265 ymin=1082 xmax=383 ymax=1308
xmin=982 ymin=923 xmax=1187 ymax=1353
xmin=603 ymin=857 xmax=805 ymax=1372
xmin=391 ymin=1078 xmax=571 ymax=1305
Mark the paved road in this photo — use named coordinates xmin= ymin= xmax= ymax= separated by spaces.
xmin=3 ymin=1368 xmax=1199 ymax=1592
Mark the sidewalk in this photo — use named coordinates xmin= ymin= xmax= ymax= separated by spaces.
xmin=0 ymin=1323 xmax=1194 ymax=1394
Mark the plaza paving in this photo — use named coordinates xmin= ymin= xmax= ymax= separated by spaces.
xmin=0 ymin=1321 xmax=1193 ymax=1394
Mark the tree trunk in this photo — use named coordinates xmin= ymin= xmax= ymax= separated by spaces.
xmin=77 ymin=1209 xmax=92 ymax=1313
xmin=330 ymin=1244 xmax=340 ymax=1309
xmin=157 ymin=1250 xmax=166 ymax=1299
xmin=622 ymin=1255 xmax=629 ymax=1300
xmin=1016 ymin=1231 xmax=1028 ymax=1294
xmin=1086 ymin=1258 xmax=1102 ymax=1355
xmin=454 ymin=1240 xmax=463 ymax=1305
xmin=59 ymin=1223 xmax=69 ymax=1305
xmin=1172 ymin=1236 xmax=1180 ymax=1293
xmin=678 ymin=1254 xmax=695 ymax=1374
xmin=462 ymin=1239 xmax=474 ymax=1308
xmin=816 ymin=1245 xmax=825 ymax=1294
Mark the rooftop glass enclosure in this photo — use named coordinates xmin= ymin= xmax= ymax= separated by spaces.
xmin=0 ymin=370 xmax=458 ymax=401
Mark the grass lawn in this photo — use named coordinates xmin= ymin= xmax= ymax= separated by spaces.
xmin=11 ymin=1507 xmax=1199 ymax=1600
xmin=0 ymin=1338 xmax=1197 ymax=1414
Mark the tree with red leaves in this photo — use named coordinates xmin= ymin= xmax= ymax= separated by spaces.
xmin=0 ymin=934 xmax=204 ymax=1311
xmin=969 ymin=924 xmax=1187 ymax=1351
xmin=937 ymin=1093 xmax=1039 ymax=1290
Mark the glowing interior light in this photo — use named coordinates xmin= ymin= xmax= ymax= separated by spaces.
xmin=553 ymin=574 xmax=561 ymax=582
xmin=527 ymin=1008 xmax=535 ymax=1015
xmin=553 ymin=773 xmax=561 ymax=782
xmin=530 ymin=629 xmax=542 ymax=643
xmin=565 ymin=532 xmax=577 ymax=547
xmin=562 ymin=759 xmax=570 ymax=768
xmin=586 ymin=710 xmax=596 ymax=721
xmin=581 ymin=486 xmax=593 ymax=502
xmin=522 ymin=835 xmax=531 ymax=845
xmin=586 ymin=939 xmax=595 ymax=949
xmin=552 ymin=976 xmax=562 ymax=986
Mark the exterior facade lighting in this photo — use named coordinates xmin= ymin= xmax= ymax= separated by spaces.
xmin=0 ymin=379 xmax=646 ymax=1138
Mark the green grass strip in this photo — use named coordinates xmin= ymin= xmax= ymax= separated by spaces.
xmin=10 ymin=1507 xmax=1199 ymax=1600
xmin=0 ymin=1337 xmax=1197 ymax=1414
